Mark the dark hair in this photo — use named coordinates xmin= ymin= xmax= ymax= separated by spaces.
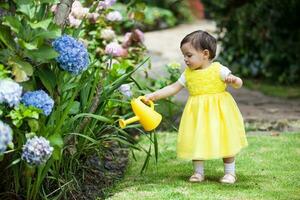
xmin=180 ymin=30 xmax=217 ymax=60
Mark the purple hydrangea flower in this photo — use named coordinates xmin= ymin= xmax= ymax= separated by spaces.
xmin=106 ymin=11 xmax=122 ymax=22
xmin=21 ymin=90 xmax=54 ymax=116
xmin=21 ymin=136 xmax=53 ymax=166
xmin=97 ymin=0 xmax=116 ymax=10
xmin=52 ymin=35 xmax=89 ymax=74
xmin=0 ymin=79 xmax=22 ymax=107
xmin=119 ymin=84 xmax=132 ymax=99
xmin=0 ymin=121 xmax=13 ymax=154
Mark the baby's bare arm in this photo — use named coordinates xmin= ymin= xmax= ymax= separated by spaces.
xmin=145 ymin=81 xmax=184 ymax=102
xmin=225 ymin=74 xmax=243 ymax=89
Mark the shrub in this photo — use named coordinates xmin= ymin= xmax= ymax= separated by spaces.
xmin=202 ymin=0 xmax=300 ymax=84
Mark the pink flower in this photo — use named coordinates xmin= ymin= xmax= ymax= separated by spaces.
xmin=68 ymin=14 xmax=82 ymax=27
xmin=87 ymin=12 xmax=100 ymax=23
xmin=106 ymin=11 xmax=122 ymax=22
xmin=132 ymin=29 xmax=144 ymax=43
xmin=122 ymin=32 xmax=132 ymax=48
xmin=105 ymin=42 xmax=127 ymax=57
xmin=122 ymin=29 xmax=145 ymax=48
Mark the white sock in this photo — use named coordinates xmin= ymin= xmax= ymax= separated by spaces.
xmin=224 ymin=161 xmax=235 ymax=175
xmin=193 ymin=161 xmax=204 ymax=175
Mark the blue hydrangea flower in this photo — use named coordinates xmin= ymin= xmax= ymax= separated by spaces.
xmin=52 ymin=35 xmax=89 ymax=74
xmin=0 ymin=121 xmax=13 ymax=154
xmin=21 ymin=136 xmax=53 ymax=166
xmin=0 ymin=79 xmax=22 ymax=107
xmin=21 ymin=90 xmax=54 ymax=116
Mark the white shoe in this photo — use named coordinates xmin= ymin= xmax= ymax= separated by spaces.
xmin=189 ymin=173 xmax=205 ymax=183
xmin=219 ymin=173 xmax=237 ymax=184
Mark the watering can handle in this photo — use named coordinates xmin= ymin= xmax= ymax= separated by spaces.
xmin=138 ymin=96 xmax=154 ymax=110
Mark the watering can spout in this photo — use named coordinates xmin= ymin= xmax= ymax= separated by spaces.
xmin=118 ymin=96 xmax=162 ymax=131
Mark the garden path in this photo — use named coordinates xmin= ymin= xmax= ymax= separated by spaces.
xmin=143 ymin=20 xmax=300 ymax=131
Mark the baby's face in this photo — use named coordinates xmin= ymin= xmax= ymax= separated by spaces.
xmin=181 ymin=42 xmax=208 ymax=70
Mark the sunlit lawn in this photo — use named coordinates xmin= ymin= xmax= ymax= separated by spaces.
xmin=105 ymin=132 xmax=300 ymax=200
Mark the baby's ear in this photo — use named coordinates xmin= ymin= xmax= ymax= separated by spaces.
xmin=203 ymin=49 xmax=210 ymax=58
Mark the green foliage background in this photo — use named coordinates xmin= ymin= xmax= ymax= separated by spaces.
xmin=202 ymin=0 xmax=300 ymax=84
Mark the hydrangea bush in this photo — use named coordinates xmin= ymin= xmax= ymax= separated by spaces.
xmin=0 ymin=0 xmax=151 ymax=199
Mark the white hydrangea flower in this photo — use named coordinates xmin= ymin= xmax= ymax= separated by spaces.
xmin=106 ymin=11 xmax=122 ymax=22
xmin=21 ymin=136 xmax=53 ymax=166
xmin=0 ymin=121 xmax=13 ymax=154
xmin=100 ymin=28 xmax=116 ymax=41
xmin=0 ymin=79 xmax=22 ymax=107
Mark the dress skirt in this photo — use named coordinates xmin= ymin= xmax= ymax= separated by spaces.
xmin=177 ymin=91 xmax=248 ymax=160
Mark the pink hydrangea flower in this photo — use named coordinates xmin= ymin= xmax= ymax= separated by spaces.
xmin=122 ymin=29 xmax=145 ymax=48
xmin=87 ymin=12 xmax=100 ymax=23
xmin=132 ymin=29 xmax=144 ymax=42
xmin=106 ymin=11 xmax=122 ymax=22
xmin=68 ymin=14 xmax=82 ymax=28
xmin=105 ymin=42 xmax=127 ymax=57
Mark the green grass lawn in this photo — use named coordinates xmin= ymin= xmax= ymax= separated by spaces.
xmin=244 ymin=79 xmax=300 ymax=99
xmin=105 ymin=132 xmax=300 ymax=200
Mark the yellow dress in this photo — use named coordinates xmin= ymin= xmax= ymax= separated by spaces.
xmin=177 ymin=62 xmax=248 ymax=160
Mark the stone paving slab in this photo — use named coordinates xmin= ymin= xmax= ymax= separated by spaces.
xmin=143 ymin=20 xmax=300 ymax=131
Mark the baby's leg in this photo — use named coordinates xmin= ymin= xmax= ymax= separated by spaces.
xmin=220 ymin=156 xmax=236 ymax=184
xmin=193 ymin=160 xmax=204 ymax=175
xmin=223 ymin=156 xmax=235 ymax=175
xmin=189 ymin=160 xmax=205 ymax=182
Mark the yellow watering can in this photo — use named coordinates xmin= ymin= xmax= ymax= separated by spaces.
xmin=119 ymin=96 xmax=162 ymax=131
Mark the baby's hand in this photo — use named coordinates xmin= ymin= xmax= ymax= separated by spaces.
xmin=225 ymin=74 xmax=238 ymax=84
xmin=144 ymin=93 xmax=156 ymax=104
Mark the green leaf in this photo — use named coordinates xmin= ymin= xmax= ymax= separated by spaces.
xmin=8 ymin=57 xmax=33 ymax=76
xmin=0 ymin=25 xmax=17 ymax=51
xmin=49 ymin=133 xmax=64 ymax=148
xmin=73 ymin=113 xmax=113 ymax=123
xmin=25 ymin=46 xmax=59 ymax=62
xmin=69 ymin=101 xmax=80 ymax=115
xmin=8 ymin=57 xmax=33 ymax=82
xmin=51 ymin=147 xmax=61 ymax=160
xmin=28 ymin=18 xmax=52 ymax=30
xmin=32 ymin=30 xmax=61 ymax=40
xmin=35 ymin=67 xmax=56 ymax=96
xmin=18 ymin=38 xmax=38 ymax=50
xmin=17 ymin=3 xmax=35 ymax=19
xmin=27 ymin=119 xmax=39 ymax=132
xmin=0 ymin=64 xmax=11 ymax=79
xmin=68 ymin=132 xmax=98 ymax=144
xmin=2 ymin=16 xmax=22 ymax=33
xmin=12 ymin=66 xmax=29 ymax=82
xmin=39 ymin=0 xmax=59 ymax=3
